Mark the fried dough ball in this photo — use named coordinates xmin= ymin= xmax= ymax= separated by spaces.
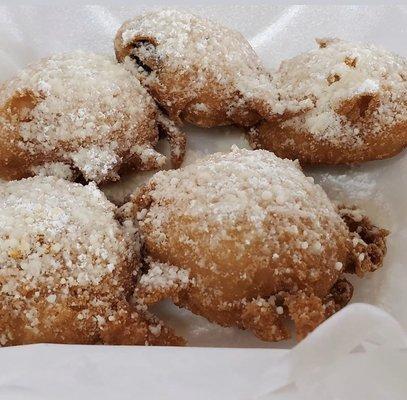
xmin=131 ymin=148 xmax=388 ymax=341
xmin=114 ymin=9 xmax=299 ymax=128
xmin=0 ymin=51 xmax=185 ymax=183
xmin=0 ymin=176 xmax=184 ymax=346
xmin=249 ymin=38 xmax=407 ymax=164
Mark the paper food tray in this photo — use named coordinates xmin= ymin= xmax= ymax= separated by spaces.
xmin=0 ymin=3 xmax=405 ymax=399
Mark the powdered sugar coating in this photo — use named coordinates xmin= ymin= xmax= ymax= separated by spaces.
xmin=120 ymin=9 xmax=260 ymax=77
xmin=139 ymin=147 xmax=345 ymax=258
xmin=0 ymin=51 xmax=167 ymax=183
xmin=0 ymin=176 xmax=138 ymax=293
xmin=275 ymin=38 xmax=407 ymax=147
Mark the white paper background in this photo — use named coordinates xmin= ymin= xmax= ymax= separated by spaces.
xmin=0 ymin=3 xmax=406 ymax=399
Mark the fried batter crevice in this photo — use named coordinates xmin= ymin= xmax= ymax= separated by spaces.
xmin=339 ymin=206 xmax=389 ymax=276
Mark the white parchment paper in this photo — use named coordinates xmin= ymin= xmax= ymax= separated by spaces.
xmin=0 ymin=3 xmax=405 ymax=399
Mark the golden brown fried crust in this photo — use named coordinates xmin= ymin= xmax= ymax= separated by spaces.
xmin=0 ymin=90 xmax=49 ymax=180
xmin=137 ymin=208 xmax=349 ymax=331
xmin=133 ymin=203 xmax=386 ymax=343
xmin=99 ymin=304 xmax=185 ymax=346
xmin=249 ymin=120 xmax=407 ymax=165
xmin=0 ymin=297 xmax=183 ymax=346
xmin=0 ymin=258 xmax=184 ymax=347
xmin=135 ymin=268 xmax=355 ymax=343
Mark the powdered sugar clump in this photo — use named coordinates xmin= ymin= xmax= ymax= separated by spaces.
xmin=31 ymin=162 xmax=74 ymax=180
xmin=70 ymin=144 xmax=121 ymax=182
xmin=139 ymin=259 xmax=190 ymax=291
